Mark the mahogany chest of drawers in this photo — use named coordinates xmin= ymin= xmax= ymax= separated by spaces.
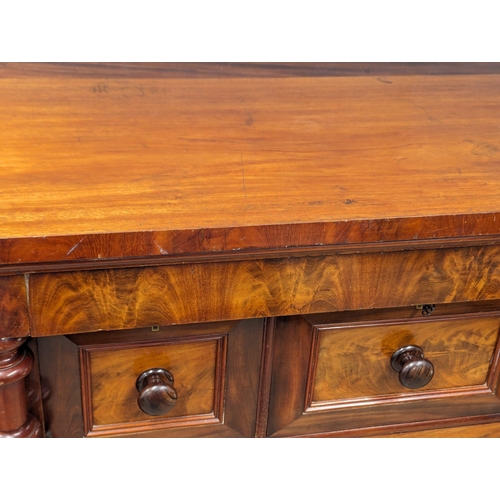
xmin=2 ymin=63 xmax=500 ymax=438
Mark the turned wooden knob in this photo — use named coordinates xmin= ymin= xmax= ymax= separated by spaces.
xmin=136 ymin=368 xmax=178 ymax=416
xmin=390 ymin=345 xmax=434 ymax=389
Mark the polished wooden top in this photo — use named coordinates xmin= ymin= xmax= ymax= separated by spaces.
xmin=1 ymin=67 xmax=500 ymax=266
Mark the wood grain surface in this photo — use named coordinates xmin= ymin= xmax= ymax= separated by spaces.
xmin=86 ymin=337 xmax=222 ymax=428
xmin=2 ymin=63 xmax=500 ymax=79
xmin=0 ymin=276 xmax=29 ymax=337
xmin=375 ymin=421 xmax=500 ymax=437
xmin=1 ymin=73 xmax=500 ymax=266
xmin=36 ymin=335 xmax=85 ymax=437
xmin=293 ymin=414 xmax=500 ymax=437
xmin=312 ymin=317 xmax=500 ymax=404
xmin=29 ymin=245 xmax=500 ymax=335
xmin=266 ymin=315 xmax=315 ymax=435
xmin=261 ymin=389 xmax=500 ymax=437
xmin=267 ymin=312 xmax=500 ymax=437
xmin=37 ymin=319 xmax=265 ymax=437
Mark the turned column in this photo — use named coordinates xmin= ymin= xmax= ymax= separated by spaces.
xmin=0 ymin=338 xmax=42 ymax=438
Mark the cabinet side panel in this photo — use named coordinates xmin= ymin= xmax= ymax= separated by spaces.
xmin=37 ymin=336 xmax=84 ymax=438
xmin=224 ymin=318 xmax=265 ymax=437
xmin=267 ymin=316 xmax=314 ymax=436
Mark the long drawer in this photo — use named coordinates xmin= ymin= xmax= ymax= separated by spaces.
xmin=29 ymin=245 xmax=500 ymax=336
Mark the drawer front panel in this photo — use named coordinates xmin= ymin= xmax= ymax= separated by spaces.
xmin=312 ymin=316 xmax=500 ymax=405
xmin=267 ymin=307 xmax=500 ymax=437
xmin=37 ymin=319 xmax=265 ymax=437
xmin=30 ymin=245 xmax=500 ymax=336
xmin=85 ymin=337 xmax=224 ymax=429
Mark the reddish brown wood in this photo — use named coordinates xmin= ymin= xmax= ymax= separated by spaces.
xmin=267 ymin=308 xmax=500 ymax=437
xmin=82 ymin=335 xmax=225 ymax=434
xmin=1 ymin=73 xmax=500 ymax=267
xmin=3 ymin=217 xmax=500 ymax=271
xmin=307 ymin=300 xmax=500 ymax=327
xmin=223 ymin=318 xmax=265 ymax=438
xmin=4 ymin=64 xmax=500 ymax=438
xmin=266 ymin=315 xmax=315 ymax=436
xmin=3 ymin=234 xmax=500 ymax=279
xmin=28 ymin=245 xmax=500 ymax=336
xmin=0 ymin=276 xmax=29 ymax=336
xmin=307 ymin=315 xmax=500 ymax=408
xmin=0 ymin=338 xmax=42 ymax=438
xmin=136 ymin=369 xmax=178 ymax=416
xmin=255 ymin=317 xmax=277 ymax=437
xmin=391 ymin=346 xmax=434 ymax=389
xmin=307 ymin=311 xmax=499 ymax=410
xmin=37 ymin=319 xmax=265 ymax=437
xmin=375 ymin=421 xmax=500 ymax=437
xmin=294 ymin=414 xmax=500 ymax=438
xmin=25 ymin=339 xmax=46 ymax=437
xmin=272 ymin=384 xmax=500 ymax=438
xmin=36 ymin=335 xmax=84 ymax=438
xmin=2 ymin=63 xmax=500 ymax=79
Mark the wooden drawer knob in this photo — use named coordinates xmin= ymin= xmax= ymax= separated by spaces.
xmin=390 ymin=345 xmax=434 ymax=389
xmin=136 ymin=368 xmax=178 ymax=416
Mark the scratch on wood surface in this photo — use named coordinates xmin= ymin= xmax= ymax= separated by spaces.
xmin=155 ymin=242 xmax=169 ymax=255
xmin=469 ymin=141 xmax=499 ymax=157
xmin=24 ymin=274 xmax=30 ymax=311
xmin=412 ymin=102 xmax=442 ymax=124
xmin=66 ymin=237 xmax=86 ymax=256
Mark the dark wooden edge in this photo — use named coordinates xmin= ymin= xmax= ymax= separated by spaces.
xmin=306 ymin=300 xmax=500 ymax=327
xmin=290 ymin=413 xmax=500 ymax=438
xmin=80 ymin=345 xmax=93 ymax=436
xmin=270 ymin=389 xmax=500 ymax=437
xmin=2 ymin=63 xmax=500 ymax=79
xmin=214 ymin=334 xmax=227 ymax=427
xmin=77 ymin=332 xmax=228 ymax=351
xmin=486 ymin=322 xmax=500 ymax=395
xmin=304 ymin=325 xmax=321 ymax=411
xmin=80 ymin=333 xmax=227 ymax=437
xmin=99 ymin=423 xmax=244 ymax=438
xmin=68 ymin=321 xmax=238 ymax=346
xmin=255 ymin=317 xmax=276 ymax=438
xmin=307 ymin=386 xmax=493 ymax=412
xmin=87 ymin=414 xmax=221 ymax=438
xmin=3 ymin=234 xmax=500 ymax=278
xmin=26 ymin=339 xmax=46 ymax=437
xmin=2 ymin=216 xmax=500 ymax=275
xmin=311 ymin=309 xmax=500 ymax=332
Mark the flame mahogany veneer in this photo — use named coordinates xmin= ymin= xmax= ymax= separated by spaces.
xmin=2 ymin=63 xmax=500 ymax=438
